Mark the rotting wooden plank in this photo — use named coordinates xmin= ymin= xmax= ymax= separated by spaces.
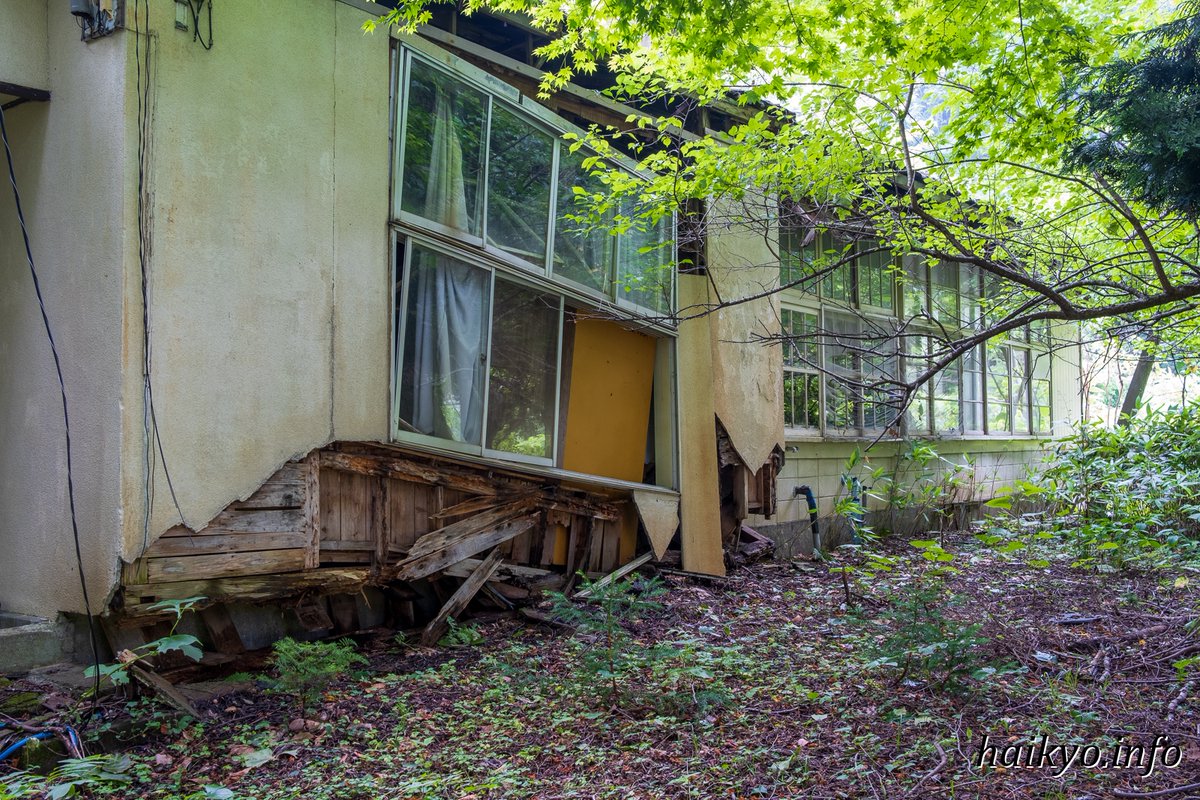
xmin=146 ymin=549 xmax=307 ymax=583
xmin=200 ymin=606 xmax=246 ymax=654
xmin=406 ymin=498 xmax=539 ymax=560
xmin=146 ymin=533 xmax=309 ymax=558
xmin=375 ymin=476 xmax=389 ymax=569
xmin=675 ymin=273 xmax=727 ymax=577
xmin=387 ymin=514 xmax=539 ymax=582
xmin=412 ymin=482 xmax=432 ymax=540
xmin=318 ymin=541 xmax=377 ymax=552
xmin=563 ymin=517 xmax=595 ymax=594
xmin=441 ymin=558 xmax=555 ymax=582
xmin=420 ymin=549 xmax=505 ymax=646
xmin=341 ymin=471 xmax=374 ymax=544
xmin=430 ymin=493 xmax=503 ymax=522
xmin=119 ymin=568 xmax=371 ymax=617
xmin=320 ymin=467 xmax=342 ymax=544
xmin=232 ymin=481 xmax=303 ymax=510
xmin=574 ymin=551 xmax=655 ymax=599
xmin=193 ymin=508 xmax=304 ymax=536
xmin=304 ymin=453 xmax=321 ymax=569
xmin=320 ymin=451 xmax=502 ymax=497
xmin=387 ymin=477 xmax=416 ymax=552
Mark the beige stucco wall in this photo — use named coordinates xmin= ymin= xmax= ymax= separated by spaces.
xmin=706 ymin=194 xmax=785 ymax=470
xmin=1 ymin=0 xmax=392 ymax=618
xmin=0 ymin=9 xmax=128 ymax=616
xmin=0 ymin=0 xmax=49 ymax=94
xmin=124 ymin=0 xmax=391 ymax=560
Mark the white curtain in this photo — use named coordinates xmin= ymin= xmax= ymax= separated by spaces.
xmin=405 ymin=90 xmax=487 ymax=444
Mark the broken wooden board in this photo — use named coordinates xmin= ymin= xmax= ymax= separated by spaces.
xmin=119 ymin=568 xmax=372 ymax=618
xmin=633 ymin=490 xmax=680 ymax=559
xmin=573 ymin=551 xmax=655 ymax=599
xmin=385 ymin=498 xmax=539 ymax=582
xmin=420 ymin=549 xmax=505 ymax=646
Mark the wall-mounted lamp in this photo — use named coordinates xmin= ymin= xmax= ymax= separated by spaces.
xmin=69 ymin=0 xmax=95 ymax=21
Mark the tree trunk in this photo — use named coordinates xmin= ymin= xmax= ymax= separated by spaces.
xmin=1119 ymin=346 xmax=1157 ymax=425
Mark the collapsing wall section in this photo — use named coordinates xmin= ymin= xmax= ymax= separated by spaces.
xmin=114 ymin=441 xmax=662 ymax=649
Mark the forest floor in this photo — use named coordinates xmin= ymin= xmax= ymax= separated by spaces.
xmin=5 ymin=530 xmax=1200 ymax=799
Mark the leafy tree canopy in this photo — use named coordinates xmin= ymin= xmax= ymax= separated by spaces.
xmin=374 ymin=0 xmax=1199 ymax=402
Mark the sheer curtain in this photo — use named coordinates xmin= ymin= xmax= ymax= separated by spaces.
xmin=402 ymin=90 xmax=488 ymax=444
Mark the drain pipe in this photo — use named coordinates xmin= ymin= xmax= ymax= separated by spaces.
xmin=0 ymin=731 xmax=53 ymax=761
xmin=794 ymin=485 xmax=820 ymax=553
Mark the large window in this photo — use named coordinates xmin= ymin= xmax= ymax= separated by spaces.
xmin=391 ymin=40 xmax=678 ymax=486
xmin=393 ymin=44 xmax=674 ymax=316
xmin=779 ymin=228 xmax=1053 ymax=438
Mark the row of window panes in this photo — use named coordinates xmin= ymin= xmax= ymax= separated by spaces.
xmin=782 ymin=308 xmax=1052 ymax=436
xmin=394 ymin=49 xmax=674 ymax=316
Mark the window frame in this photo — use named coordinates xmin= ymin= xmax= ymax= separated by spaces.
xmin=777 ymin=226 xmax=1056 ymax=441
xmin=393 ymin=37 xmax=677 ymax=320
xmin=388 ymin=37 xmax=681 ymax=486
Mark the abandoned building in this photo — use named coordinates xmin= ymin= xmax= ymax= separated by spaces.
xmin=0 ymin=0 xmax=1081 ymax=671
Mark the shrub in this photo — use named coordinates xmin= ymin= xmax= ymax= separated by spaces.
xmin=1038 ymin=404 xmax=1200 ymax=568
xmin=270 ymin=637 xmax=367 ymax=714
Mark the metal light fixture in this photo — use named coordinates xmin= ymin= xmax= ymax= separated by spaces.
xmin=69 ymin=0 xmax=95 ymax=21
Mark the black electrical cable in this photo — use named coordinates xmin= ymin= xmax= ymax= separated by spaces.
xmin=0 ymin=103 xmax=102 ymax=709
xmin=188 ymin=0 xmax=214 ymax=50
xmin=133 ymin=0 xmax=189 ymax=545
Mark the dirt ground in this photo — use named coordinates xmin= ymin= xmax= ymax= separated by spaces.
xmin=4 ymin=531 xmax=1200 ymax=799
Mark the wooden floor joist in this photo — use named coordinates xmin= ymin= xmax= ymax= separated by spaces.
xmin=420 ymin=549 xmax=506 ymax=646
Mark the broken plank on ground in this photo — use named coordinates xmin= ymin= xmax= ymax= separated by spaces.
xmin=420 ymin=549 xmax=506 ymax=646
xmin=573 ymin=551 xmax=655 ymax=599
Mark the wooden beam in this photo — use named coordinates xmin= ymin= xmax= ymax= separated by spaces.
xmin=118 ymin=568 xmax=372 ymax=617
xmin=145 ymin=532 xmax=307 ymax=558
xmin=420 ymin=549 xmax=504 ymax=646
xmin=0 ymin=82 xmax=50 ymax=102
xmin=387 ymin=514 xmax=539 ymax=582
xmin=320 ymin=451 xmax=505 ymax=496
xmin=303 ymin=453 xmax=321 ymax=568
xmin=573 ymin=551 xmax=655 ymax=599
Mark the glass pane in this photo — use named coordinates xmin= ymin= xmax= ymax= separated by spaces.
xmin=906 ymin=336 xmax=931 ymax=433
xmin=960 ymin=263 xmax=981 ymax=327
xmin=553 ymin=147 xmax=611 ymax=292
xmin=783 ymin=309 xmax=819 ymax=367
xmin=398 ymin=246 xmax=490 ymax=445
xmin=1012 ymin=347 xmax=1031 ymax=434
xmin=617 ymin=209 xmax=673 ymax=313
xmin=962 ymin=345 xmax=984 ymax=432
xmin=858 ymin=243 xmax=894 ymax=310
xmin=824 ymin=312 xmax=859 ymax=432
xmin=821 ymin=240 xmax=854 ymax=304
xmin=931 ymin=261 xmax=959 ymax=325
xmin=903 ymin=256 xmax=929 ymax=318
xmin=784 ymin=372 xmax=802 ymax=428
xmin=987 ymin=345 xmax=1011 ymax=433
xmin=486 ymin=104 xmax=554 ymax=266
xmin=399 ymin=59 xmax=487 ymax=235
xmin=1033 ymin=378 xmax=1052 ymax=432
xmin=933 ymin=352 xmax=960 ymax=433
xmin=782 ymin=228 xmax=822 ymax=291
xmin=825 ymin=379 xmax=856 ymax=432
xmin=486 ymin=280 xmax=560 ymax=458
xmin=804 ymin=373 xmax=821 ymax=429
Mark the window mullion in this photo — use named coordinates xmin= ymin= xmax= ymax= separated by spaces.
xmin=479 ymin=270 xmax=497 ymax=453
xmin=545 ymin=139 xmax=560 ymax=273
